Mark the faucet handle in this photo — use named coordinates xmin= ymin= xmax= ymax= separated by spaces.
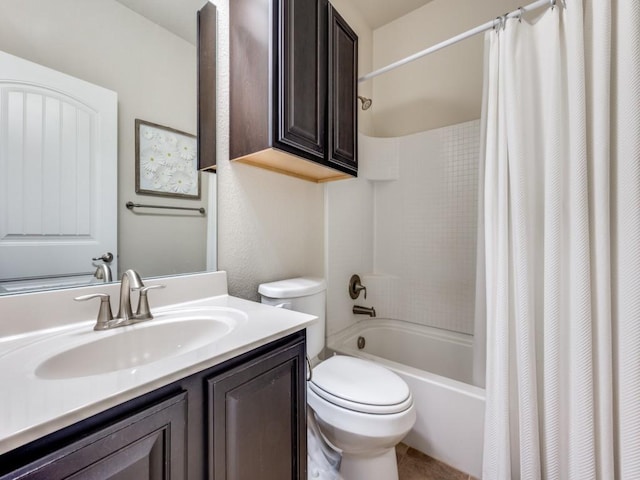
xmin=135 ymin=285 xmax=165 ymax=320
xmin=75 ymin=294 xmax=114 ymax=330
xmin=349 ymin=274 xmax=367 ymax=300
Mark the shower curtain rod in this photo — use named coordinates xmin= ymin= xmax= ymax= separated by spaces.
xmin=358 ymin=0 xmax=553 ymax=83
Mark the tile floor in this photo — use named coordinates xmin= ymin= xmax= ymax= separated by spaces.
xmin=396 ymin=443 xmax=476 ymax=480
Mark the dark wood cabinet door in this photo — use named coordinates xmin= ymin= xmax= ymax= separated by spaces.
xmin=227 ymin=0 xmax=358 ymax=180
xmin=207 ymin=340 xmax=306 ymax=480
xmin=3 ymin=393 xmax=187 ymax=480
xmin=274 ymin=0 xmax=327 ymax=161
xmin=328 ymin=4 xmax=358 ymax=173
xmin=197 ymin=2 xmax=217 ymax=172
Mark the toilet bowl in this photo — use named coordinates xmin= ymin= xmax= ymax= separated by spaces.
xmin=259 ymin=277 xmax=416 ymax=480
xmin=308 ymin=355 xmax=416 ymax=480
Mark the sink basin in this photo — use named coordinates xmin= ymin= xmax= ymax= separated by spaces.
xmin=35 ymin=307 xmax=246 ymax=379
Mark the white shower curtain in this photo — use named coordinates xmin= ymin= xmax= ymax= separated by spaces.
xmin=481 ymin=0 xmax=640 ymax=478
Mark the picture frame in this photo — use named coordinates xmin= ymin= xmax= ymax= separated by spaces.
xmin=135 ymin=119 xmax=200 ymax=199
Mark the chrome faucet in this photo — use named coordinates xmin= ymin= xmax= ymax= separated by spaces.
xmin=75 ymin=269 xmax=165 ymax=330
xmin=353 ymin=305 xmax=376 ymax=317
xmin=115 ymin=269 xmax=144 ymax=323
xmin=93 ymin=264 xmax=113 ymax=283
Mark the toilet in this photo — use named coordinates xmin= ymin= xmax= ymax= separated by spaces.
xmin=259 ymin=277 xmax=416 ymax=480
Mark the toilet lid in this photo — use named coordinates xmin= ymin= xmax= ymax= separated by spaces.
xmin=309 ymin=356 xmax=412 ymax=414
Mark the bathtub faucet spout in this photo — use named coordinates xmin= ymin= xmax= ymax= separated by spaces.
xmin=353 ymin=305 xmax=376 ymax=317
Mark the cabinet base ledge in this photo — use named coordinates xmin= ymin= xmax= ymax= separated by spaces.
xmin=233 ymin=148 xmax=353 ymax=183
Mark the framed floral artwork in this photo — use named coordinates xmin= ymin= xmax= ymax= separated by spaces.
xmin=135 ymin=119 xmax=200 ymax=199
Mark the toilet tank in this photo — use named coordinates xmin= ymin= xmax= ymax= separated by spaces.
xmin=259 ymin=277 xmax=326 ymax=359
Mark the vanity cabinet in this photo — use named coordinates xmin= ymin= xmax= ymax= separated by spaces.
xmin=227 ymin=0 xmax=358 ymax=182
xmin=0 ymin=332 xmax=306 ymax=480
xmin=208 ymin=338 xmax=306 ymax=479
xmin=1 ymin=394 xmax=187 ymax=480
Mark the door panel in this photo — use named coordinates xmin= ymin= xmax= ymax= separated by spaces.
xmin=0 ymin=50 xmax=117 ymax=281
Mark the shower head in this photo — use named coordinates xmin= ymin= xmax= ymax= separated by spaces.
xmin=358 ymin=95 xmax=372 ymax=110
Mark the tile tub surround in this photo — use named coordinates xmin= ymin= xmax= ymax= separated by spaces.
xmin=374 ymin=120 xmax=480 ymax=335
xmin=0 ymin=271 xmax=316 ymax=454
xmin=325 ymin=121 xmax=481 ymax=342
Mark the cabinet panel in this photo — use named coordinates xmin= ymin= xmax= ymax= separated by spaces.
xmin=65 ymin=431 xmax=166 ymax=480
xmin=2 ymin=393 xmax=186 ymax=480
xmin=197 ymin=2 xmax=217 ymax=172
xmin=328 ymin=4 xmax=358 ymax=172
xmin=275 ymin=0 xmax=327 ymax=160
xmin=208 ymin=341 xmax=306 ymax=480
xmin=228 ymin=0 xmax=271 ymax=160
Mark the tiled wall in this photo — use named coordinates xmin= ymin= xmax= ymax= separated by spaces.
xmin=325 ymin=121 xmax=480 ymax=340
xmin=374 ymin=120 xmax=480 ymax=334
xmin=324 ymin=174 xmax=374 ymax=337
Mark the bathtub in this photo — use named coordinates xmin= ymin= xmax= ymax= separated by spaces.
xmin=328 ymin=319 xmax=485 ymax=478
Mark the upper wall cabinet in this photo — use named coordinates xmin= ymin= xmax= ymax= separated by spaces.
xmin=328 ymin=4 xmax=358 ymax=174
xmin=228 ymin=0 xmax=358 ymax=182
xmin=198 ymin=2 xmax=217 ymax=172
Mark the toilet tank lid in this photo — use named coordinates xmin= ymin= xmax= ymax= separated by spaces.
xmin=258 ymin=277 xmax=326 ymax=298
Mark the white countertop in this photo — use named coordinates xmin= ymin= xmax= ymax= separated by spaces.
xmin=0 ymin=272 xmax=316 ymax=455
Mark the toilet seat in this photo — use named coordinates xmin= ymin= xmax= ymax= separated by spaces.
xmin=307 ymin=386 xmax=417 ymax=445
xmin=309 ymin=356 xmax=412 ymax=415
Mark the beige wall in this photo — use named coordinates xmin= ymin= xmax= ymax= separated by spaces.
xmin=0 ymin=0 xmax=207 ymax=279
xmin=214 ymin=0 xmax=373 ymax=301
xmin=371 ymin=0 xmax=521 ymax=137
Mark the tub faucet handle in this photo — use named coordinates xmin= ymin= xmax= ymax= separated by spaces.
xmin=349 ymin=274 xmax=367 ymax=300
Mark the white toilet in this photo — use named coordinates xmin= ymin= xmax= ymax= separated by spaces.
xmin=259 ymin=277 xmax=416 ymax=480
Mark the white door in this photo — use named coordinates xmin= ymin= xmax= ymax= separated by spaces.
xmin=0 ymin=50 xmax=117 ymax=281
